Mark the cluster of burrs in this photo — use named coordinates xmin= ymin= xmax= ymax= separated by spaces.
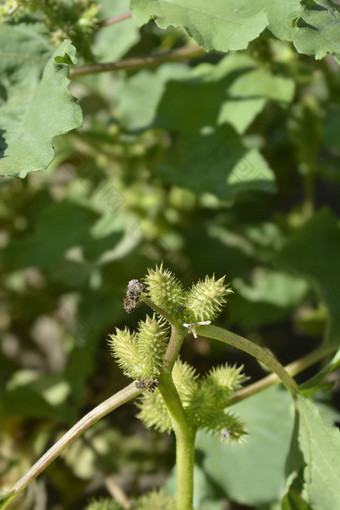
xmin=109 ymin=265 xmax=247 ymax=443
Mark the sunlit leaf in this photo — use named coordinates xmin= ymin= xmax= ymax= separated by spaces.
xmin=0 ymin=27 xmax=82 ymax=177
xmin=293 ymin=0 xmax=340 ymax=62
xmin=296 ymin=394 xmax=340 ymax=509
xmin=158 ymin=126 xmax=276 ymax=199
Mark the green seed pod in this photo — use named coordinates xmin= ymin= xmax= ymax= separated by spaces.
xmin=86 ymin=499 xmax=123 ymax=510
xmin=137 ymin=359 xmax=198 ymax=433
xmin=172 ymin=358 xmax=199 ymax=408
xmin=206 ymin=409 xmax=247 ymax=443
xmin=108 ymin=327 xmax=142 ymax=380
xmin=136 ymin=490 xmax=176 ymax=510
xmin=203 ymin=364 xmax=249 ymax=407
xmin=144 ymin=264 xmax=186 ymax=318
xmin=187 ymin=363 xmax=248 ymax=431
xmin=136 ymin=315 xmax=169 ymax=379
xmin=184 ymin=275 xmax=233 ymax=323
xmin=137 ymin=388 xmax=172 ymax=433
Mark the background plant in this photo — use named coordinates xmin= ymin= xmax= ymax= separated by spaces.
xmin=1 ymin=0 xmax=340 ymax=509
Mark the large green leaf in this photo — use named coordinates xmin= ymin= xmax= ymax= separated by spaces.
xmin=276 ymin=208 xmax=340 ymax=345
xmin=293 ymin=0 xmax=340 ymax=62
xmin=296 ymin=394 xmax=340 ymax=509
xmin=131 ymin=0 xmax=268 ymax=51
xmin=263 ymin=0 xmax=302 ymax=41
xmin=196 ymin=386 xmax=296 ymax=506
xmin=154 ymin=54 xmax=294 ymax=135
xmin=0 ymin=26 xmax=82 ymax=177
xmin=158 ymin=126 xmax=276 ymax=200
xmin=130 ymin=0 xmax=302 ymax=51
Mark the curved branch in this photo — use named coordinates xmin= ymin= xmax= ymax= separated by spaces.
xmin=1 ymin=383 xmax=143 ymax=509
xmin=229 ymin=343 xmax=336 ymax=405
xmin=69 ymin=45 xmax=206 ymax=79
xmin=96 ymin=11 xmax=132 ymax=29
xmin=196 ymin=324 xmax=299 ymax=394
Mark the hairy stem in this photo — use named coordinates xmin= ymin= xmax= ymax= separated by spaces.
xmin=69 ymin=45 xmax=206 ymax=79
xmin=158 ymin=371 xmax=195 ymax=510
xmin=158 ymin=323 xmax=194 ymax=509
xmin=96 ymin=11 xmax=132 ymax=28
xmin=163 ymin=324 xmax=188 ymax=373
xmin=0 ymin=383 xmax=142 ymax=509
xmin=196 ymin=325 xmax=299 ymax=394
xmin=229 ymin=343 xmax=336 ymax=404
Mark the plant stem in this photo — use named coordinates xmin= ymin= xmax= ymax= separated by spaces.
xmin=158 ymin=371 xmax=195 ymax=510
xmin=0 ymin=383 xmax=142 ymax=509
xmin=163 ymin=324 xmax=188 ymax=372
xmin=158 ymin=324 xmax=195 ymax=510
xmin=229 ymin=343 xmax=336 ymax=404
xmin=96 ymin=11 xmax=132 ymax=29
xmin=69 ymin=45 xmax=206 ymax=79
xmin=140 ymin=295 xmax=178 ymax=327
xmin=196 ymin=325 xmax=299 ymax=394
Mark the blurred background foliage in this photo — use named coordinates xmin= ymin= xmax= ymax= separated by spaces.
xmin=0 ymin=0 xmax=340 ymax=509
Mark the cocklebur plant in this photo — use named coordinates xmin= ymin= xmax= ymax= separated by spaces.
xmin=107 ymin=265 xmax=247 ymax=510
xmin=0 ymin=265 xmax=299 ymax=510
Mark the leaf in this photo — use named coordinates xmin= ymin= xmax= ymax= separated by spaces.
xmin=0 ymin=200 xmax=99 ymax=270
xmin=0 ymin=26 xmax=82 ymax=177
xmin=300 ymin=348 xmax=340 ymax=394
xmin=196 ymin=386 xmax=296 ymax=506
xmin=154 ymin=54 xmax=295 ymax=134
xmin=296 ymin=394 xmax=340 ymax=509
xmin=262 ymin=0 xmax=303 ymax=41
xmin=0 ymin=385 xmax=70 ymax=421
xmin=282 ymin=486 xmax=312 ymax=510
xmin=276 ymin=208 xmax=340 ymax=345
xmin=229 ymin=268 xmax=308 ymax=329
xmin=131 ymin=0 xmax=269 ymax=51
xmin=293 ymin=0 xmax=340 ymax=62
xmin=94 ymin=0 xmax=140 ymax=62
xmin=131 ymin=0 xmax=303 ymax=51
xmin=234 ymin=269 xmax=308 ymax=308
xmin=116 ymin=63 xmax=191 ymax=130
xmin=158 ymin=126 xmax=276 ymax=200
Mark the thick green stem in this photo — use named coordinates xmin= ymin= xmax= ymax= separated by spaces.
xmin=162 ymin=324 xmax=188 ymax=372
xmin=196 ymin=324 xmax=299 ymax=395
xmin=175 ymin=426 xmax=195 ymax=510
xmin=158 ymin=372 xmax=195 ymax=510
xmin=155 ymin=322 xmax=194 ymax=510
xmin=0 ymin=383 xmax=142 ymax=509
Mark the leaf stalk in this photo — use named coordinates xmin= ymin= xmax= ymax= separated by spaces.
xmin=69 ymin=45 xmax=206 ymax=79
xmin=0 ymin=383 xmax=143 ymax=509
